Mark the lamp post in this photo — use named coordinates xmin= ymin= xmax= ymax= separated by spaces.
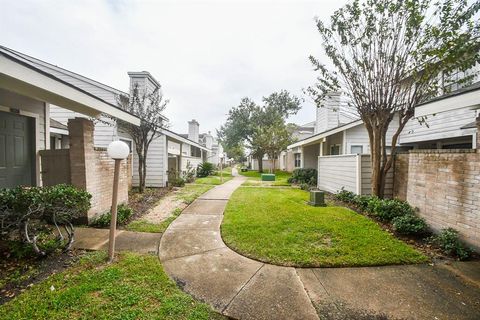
xmin=107 ymin=140 xmax=130 ymax=262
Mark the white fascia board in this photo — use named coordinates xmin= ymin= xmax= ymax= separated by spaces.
xmin=0 ymin=55 xmax=140 ymax=126
xmin=287 ymin=120 xmax=363 ymax=149
xmin=415 ymin=90 xmax=480 ymax=117
xmin=50 ymin=127 xmax=69 ymax=135
xmin=162 ymin=129 xmax=210 ymax=152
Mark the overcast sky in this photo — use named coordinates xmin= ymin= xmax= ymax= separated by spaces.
xmin=1 ymin=0 xmax=348 ymax=135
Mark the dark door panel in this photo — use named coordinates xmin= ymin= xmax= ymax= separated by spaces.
xmin=0 ymin=111 xmax=34 ymax=188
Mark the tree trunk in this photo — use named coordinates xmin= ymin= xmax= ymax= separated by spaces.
xmin=138 ymin=154 xmax=145 ymax=193
xmin=257 ymin=155 xmax=263 ymax=173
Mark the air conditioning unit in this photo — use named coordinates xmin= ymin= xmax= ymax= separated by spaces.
xmin=308 ymin=190 xmax=326 ymax=207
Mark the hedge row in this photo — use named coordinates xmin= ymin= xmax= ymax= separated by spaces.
xmin=333 ymin=188 xmax=472 ymax=260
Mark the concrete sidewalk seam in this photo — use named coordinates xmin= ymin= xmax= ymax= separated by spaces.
xmin=222 ymin=263 xmax=265 ymax=313
xmin=160 ymin=246 xmax=227 ymax=262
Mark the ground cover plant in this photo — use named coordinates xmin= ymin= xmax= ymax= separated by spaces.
xmin=239 ymin=170 xmax=291 ymax=187
xmin=221 ymin=187 xmax=427 ymax=267
xmin=332 ymin=189 xmax=473 ymax=260
xmin=0 ymin=251 xmax=225 ymax=319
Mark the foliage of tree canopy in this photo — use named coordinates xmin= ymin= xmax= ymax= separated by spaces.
xmin=218 ymin=90 xmax=301 ymax=172
xmin=308 ymin=0 xmax=480 ymax=197
xmin=117 ymin=83 xmax=169 ymax=192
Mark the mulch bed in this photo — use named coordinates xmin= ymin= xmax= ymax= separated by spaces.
xmin=128 ymin=187 xmax=171 ymax=220
xmin=326 ymin=194 xmax=479 ymax=263
xmin=0 ymin=247 xmax=86 ymax=305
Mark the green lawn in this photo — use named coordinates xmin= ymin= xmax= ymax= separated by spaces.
xmin=0 ymin=252 xmax=224 ymax=320
xmin=195 ymin=168 xmax=233 ymax=185
xmin=239 ymin=170 xmax=291 ymax=186
xmin=221 ymin=187 xmax=427 ymax=267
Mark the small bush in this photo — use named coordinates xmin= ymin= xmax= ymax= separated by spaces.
xmin=430 ymin=228 xmax=472 ymax=260
xmin=353 ymin=194 xmax=371 ymax=211
xmin=170 ymin=177 xmax=185 ymax=187
xmin=93 ymin=204 xmax=133 ymax=227
xmin=197 ymin=162 xmax=215 ymax=178
xmin=182 ymin=161 xmax=196 ymax=183
xmin=0 ymin=184 xmax=91 ymax=256
xmin=288 ymin=168 xmax=317 ymax=186
xmin=392 ymin=214 xmax=428 ymax=235
xmin=370 ymin=198 xmax=414 ymax=222
xmin=299 ymin=183 xmax=311 ymax=191
xmin=334 ymin=188 xmax=356 ymax=203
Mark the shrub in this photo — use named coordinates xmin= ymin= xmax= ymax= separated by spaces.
xmin=334 ymin=188 xmax=356 ymax=203
xmin=299 ymin=183 xmax=312 ymax=191
xmin=370 ymin=198 xmax=414 ymax=222
xmin=0 ymin=184 xmax=91 ymax=256
xmin=353 ymin=194 xmax=371 ymax=211
xmin=392 ymin=214 xmax=428 ymax=235
xmin=288 ymin=168 xmax=317 ymax=186
xmin=182 ymin=161 xmax=196 ymax=183
xmin=430 ymin=228 xmax=472 ymax=260
xmin=197 ymin=162 xmax=215 ymax=178
xmin=93 ymin=204 xmax=133 ymax=227
xmin=170 ymin=177 xmax=185 ymax=187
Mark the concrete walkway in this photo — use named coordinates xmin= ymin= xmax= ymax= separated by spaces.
xmin=73 ymin=227 xmax=160 ymax=254
xmin=159 ymin=174 xmax=480 ymax=320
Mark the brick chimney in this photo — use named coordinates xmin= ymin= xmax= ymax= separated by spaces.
xmin=188 ymin=119 xmax=200 ymax=143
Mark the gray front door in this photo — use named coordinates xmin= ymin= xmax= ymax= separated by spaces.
xmin=0 ymin=111 xmax=35 ymax=188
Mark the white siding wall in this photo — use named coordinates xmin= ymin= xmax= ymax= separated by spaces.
xmin=50 ymin=105 xmax=117 ymax=147
xmin=400 ymin=107 xmax=477 ymax=144
xmin=181 ymin=156 xmax=202 ymax=172
xmin=359 ymin=154 xmax=393 ymax=198
xmin=132 ymin=134 xmax=167 ymax=187
xmin=318 ymin=155 xmax=357 ymax=193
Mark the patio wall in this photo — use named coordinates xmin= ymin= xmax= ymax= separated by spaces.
xmin=40 ymin=118 xmax=132 ymax=223
xmin=394 ymin=149 xmax=480 ymax=249
xmin=317 ymin=154 xmax=393 ymax=197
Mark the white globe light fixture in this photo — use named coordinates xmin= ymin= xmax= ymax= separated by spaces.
xmin=107 ymin=140 xmax=130 ymax=160
xmin=106 ymin=140 xmax=130 ymax=262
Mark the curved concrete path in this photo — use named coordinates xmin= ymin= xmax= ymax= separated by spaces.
xmin=159 ymin=174 xmax=480 ymax=320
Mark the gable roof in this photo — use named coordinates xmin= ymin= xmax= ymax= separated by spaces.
xmin=0 ymin=45 xmax=140 ymax=125
xmin=288 ymin=119 xmax=364 ymax=149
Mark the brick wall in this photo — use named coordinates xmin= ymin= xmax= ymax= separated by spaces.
xmin=393 ymin=153 xmax=409 ymax=201
xmin=68 ymin=118 xmax=132 ymax=223
xmin=396 ymin=149 xmax=480 ymax=250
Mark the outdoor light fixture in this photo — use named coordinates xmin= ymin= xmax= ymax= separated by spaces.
xmin=107 ymin=140 xmax=129 ymax=262
xmin=107 ymin=140 xmax=130 ymax=160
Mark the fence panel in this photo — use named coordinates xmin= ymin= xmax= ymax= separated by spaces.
xmin=39 ymin=149 xmax=71 ymax=186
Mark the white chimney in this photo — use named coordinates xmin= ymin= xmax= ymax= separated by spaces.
xmin=315 ymin=92 xmax=342 ymax=134
xmin=204 ymin=131 xmax=214 ymax=150
xmin=188 ymin=119 xmax=200 ymax=143
xmin=128 ymin=71 xmax=161 ymax=95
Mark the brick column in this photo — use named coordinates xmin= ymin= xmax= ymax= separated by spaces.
xmin=68 ymin=118 xmax=95 ymax=223
xmin=68 ymin=118 xmax=94 ymax=189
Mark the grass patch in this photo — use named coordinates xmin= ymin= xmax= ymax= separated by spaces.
xmin=221 ymin=187 xmax=427 ymax=267
xmin=0 ymin=251 xmax=224 ymax=319
xmin=239 ymin=170 xmax=291 ymax=186
xmin=176 ymin=184 xmax=214 ymax=204
xmin=195 ymin=168 xmax=233 ymax=185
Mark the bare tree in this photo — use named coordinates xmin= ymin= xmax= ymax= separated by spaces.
xmin=308 ymin=0 xmax=480 ymax=197
xmin=117 ymin=83 xmax=168 ymax=192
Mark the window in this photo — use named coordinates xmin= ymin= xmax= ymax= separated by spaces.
xmin=330 ymin=144 xmax=340 ymax=155
xmin=350 ymin=145 xmax=363 ymax=154
xmin=294 ymin=153 xmax=301 ymax=167
xmin=190 ymin=146 xmax=202 ymax=157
